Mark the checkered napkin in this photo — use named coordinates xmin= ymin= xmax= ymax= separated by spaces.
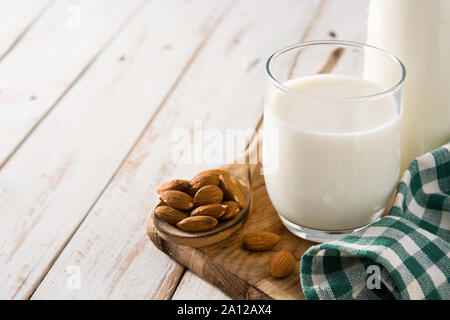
xmin=300 ymin=144 xmax=450 ymax=300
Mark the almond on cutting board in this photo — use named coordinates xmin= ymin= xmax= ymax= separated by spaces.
xmin=193 ymin=185 xmax=223 ymax=206
xmin=160 ymin=190 xmax=194 ymax=211
xmin=189 ymin=174 xmax=220 ymax=194
xmin=220 ymin=201 xmax=240 ymax=220
xmin=270 ymin=250 xmax=296 ymax=278
xmin=190 ymin=203 xmax=227 ymax=218
xmin=241 ymin=231 xmax=281 ymax=251
xmin=157 ymin=179 xmax=189 ymax=194
xmin=219 ymin=174 xmax=246 ymax=208
xmin=176 ymin=216 xmax=218 ymax=232
xmin=155 ymin=206 xmax=188 ymax=225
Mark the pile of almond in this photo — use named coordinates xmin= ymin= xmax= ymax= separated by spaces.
xmin=155 ymin=169 xmax=246 ymax=232
xmin=241 ymin=231 xmax=296 ymax=279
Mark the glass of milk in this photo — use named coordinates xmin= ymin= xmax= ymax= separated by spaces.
xmin=264 ymin=41 xmax=406 ymax=243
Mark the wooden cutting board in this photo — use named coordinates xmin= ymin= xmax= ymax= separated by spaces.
xmin=147 ymin=161 xmax=316 ymax=300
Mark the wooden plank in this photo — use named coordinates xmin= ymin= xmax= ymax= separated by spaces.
xmin=172 ymin=272 xmax=230 ymax=300
xmin=172 ymin=0 xmax=370 ymax=298
xmin=305 ymin=0 xmax=368 ymax=41
xmin=288 ymin=0 xmax=368 ymax=76
xmin=0 ymin=0 xmax=50 ymax=59
xmin=0 ymin=0 xmax=230 ymax=299
xmin=0 ymin=0 xmax=144 ymax=168
xmin=31 ymin=0 xmax=323 ymax=299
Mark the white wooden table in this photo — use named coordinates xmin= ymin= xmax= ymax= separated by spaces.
xmin=0 ymin=0 xmax=367 ymax=299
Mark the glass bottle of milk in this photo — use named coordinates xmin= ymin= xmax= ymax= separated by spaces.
xmin=367 ymin=0 xmax=450 ymax=172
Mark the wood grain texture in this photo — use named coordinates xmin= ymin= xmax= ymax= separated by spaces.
xmin=307 ymin=0 xmax=368 ymax=41
xmin=27 ymin=0 xmax=232 ymax=300
xmin=0 ymin=0 xmax=143 ymax=168
xmin=31 ymin=0 xmax=323 ymax=299
xmin=288 ymin=0 xmax=368 ymax=77
xmin=0 ymin=0 xmax=50 ymax=59
xmin=0 ymin=0 xmax=230 ymax=299
xmin=172 ymin=271 xmax=231 ymax=300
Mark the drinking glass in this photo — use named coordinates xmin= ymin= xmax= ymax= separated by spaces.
xmin=263 ymin=41 xmax=406 ymax=243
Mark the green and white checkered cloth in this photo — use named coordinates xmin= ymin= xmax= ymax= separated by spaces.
xmin=300 ymin=144 xmax=450 ymax=300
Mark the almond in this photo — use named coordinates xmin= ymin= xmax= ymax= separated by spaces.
xmin=270 ymin=251 xmax=296 ymax=278
xmin=189 ymin=174 xmax=220 ymax=194
xmin=157 ymin=179 xmax=189 ymax=194
xmin=193 ymin=185 xmax=223 ymax=206
xmin=220 ymin=201 xmax=240 ymax=220
xmin=193 ymin=169 xmax=231 ymax=179
xmin=160 ymin=190 xmax=194 ymax=211
xmin=155 ymin=206 xmax=188 ymax=224
xmin=241 ymin=231 xmax=281 ymax=251
xmin=185 ymin=184 xmax=197 ymax=197
xmin=190 ymin=203 xmax=227 ymax=218
xmin=176 ymin=216 xmax=218 ymax=232
xmin=219 ymin=174 xmax=246 ymax=208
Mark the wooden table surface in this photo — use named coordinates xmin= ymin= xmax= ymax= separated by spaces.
xmin=0 ymin=0 xmax=367 ymax=299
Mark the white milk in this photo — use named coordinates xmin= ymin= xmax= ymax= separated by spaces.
xmin=367 ymin=0 xmax=450 ymax=172
xmin=263 ymin=74 xmax=401 ymax=231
